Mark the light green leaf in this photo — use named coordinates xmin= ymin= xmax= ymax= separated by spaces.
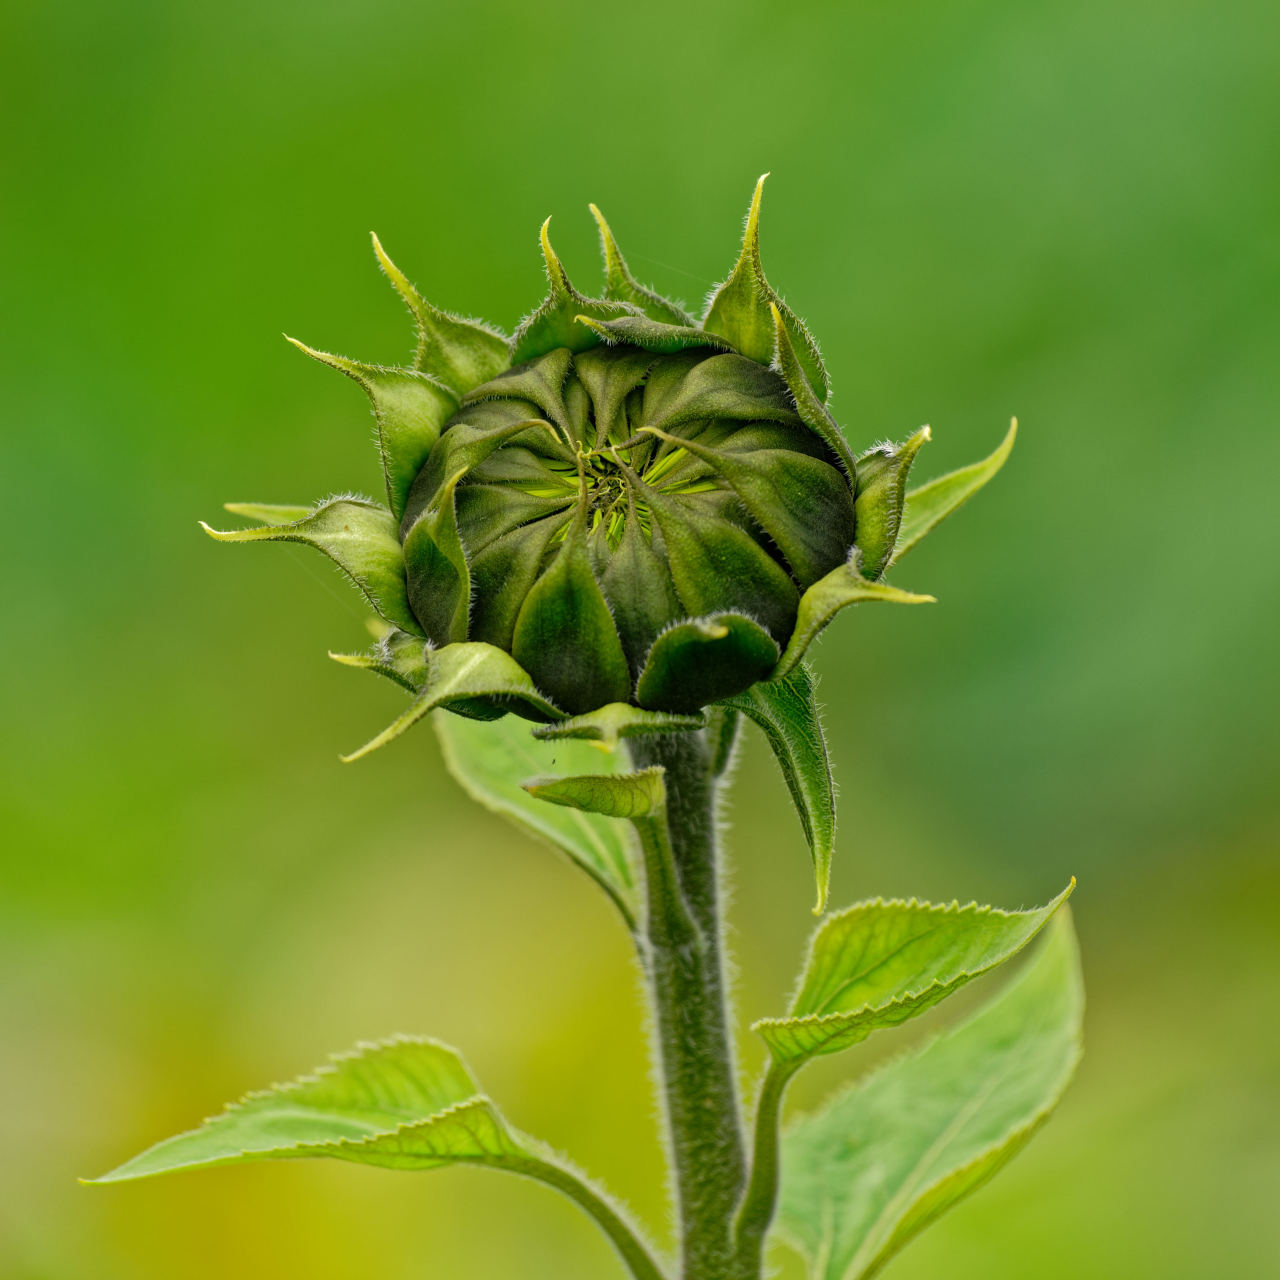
xmin=703 ymin=174 xmax=829 ymax=400
xmin=775 ymin=556 xmax=934 ymax=679
xmin=89 ymin=1037 xmax=668 ymax=1280
xmin=524 ymin=767 xmax=666 ymax=820
xmin=88 ymin=1037 xmax=521 ymax=1182
xmin=371 ymin=233 xmax=510 ymax=396
xmin=893 ymin=418 xmax=1017 ymax=565
xmin=589 ymin=203 xmax=696 ymax=325
xmin=202 ymin=497 xmax=419 ymax=636
xmin=756 ymin=883 xmax=1074 ymax=1063
xmin=720 ymin=664 xmax=835 ymax=913
xmin=510 ymin=219 xmax=640 ymax=365
xmin=532 ymin=702 xmax=707 ymax=748
xmin=286 ymin=338 xmax=458 ymax=521
xmin=341 ymin=641 xmax=563 ymax=763
xmin=435 ymin=711 xmax=640 ymax=929
xmin=776 ymin=910 xmax=1084 ymax=1280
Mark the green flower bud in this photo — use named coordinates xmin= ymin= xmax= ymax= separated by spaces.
xmin=207 ymin=177 xmax=1014 ymax=752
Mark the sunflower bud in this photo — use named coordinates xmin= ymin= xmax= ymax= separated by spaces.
xmin=207 ymin=177 xmax=1013 ymax=750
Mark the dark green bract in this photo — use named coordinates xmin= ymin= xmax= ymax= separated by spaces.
xmin=204 ymin=176 xmax=1015 ymax=750
xmin=402 ymin=345 xmax=854 ymax=714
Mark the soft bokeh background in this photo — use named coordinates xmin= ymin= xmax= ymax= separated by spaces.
xmin=4 ymin=0 xmax=1277 ymax=1275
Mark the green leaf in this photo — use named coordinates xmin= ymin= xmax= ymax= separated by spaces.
xmin=853 ymin=428 xmax=931 ymax=580
xmin=894 ymin=418 xmax=1017 ymax=565
xmin=286 ymin=338 xmax=458 ymax=521
xmin=524 ymin=767 xmax=666 ymax=819
xmin=532 ymin=702 xmax=706 ymax=748
xmin=202 ymin=497 xmax=420 ymax=636
xmin=703 ymin=174 xmax=829 ymax=399
xmin=769 ymin=302 xmax=858 ymax=480
xmin=434 ymin=711 xmax=640 ymax=928
xmin=329 ymin=627 xmax=428 ymax=693
xmin=720 ymin=664 xmax=835 ymax=913
xmin=89 ymin=1037 xmax=668 ymax=1280
xmin=775 ymin=910 xmax=1084 ymax=1280
xmin=756 ymin=882 xmax=1074 ymax=1063
xmin=589 ymin=203 xmax=696 ymax=325
xmin=510 ymin=219 xmax=640 ymax=365
xmin=775 ymin=556 xmax=934 ymax=679
xmin=88 ymin=1037 xmax=521 ymax=1182
xmin=341 ymin=641 xmax=563 ymax=763
xmin=637 ymin=614 xmax=780 ymax=714
xmin=371 ymin=233 xmax=510 ymax=396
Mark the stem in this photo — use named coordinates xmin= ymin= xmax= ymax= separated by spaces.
xmin=511 ymin=1154 xmax=670 ymax=1280
xmin=628 ymin=731 xmax=746 ymax=1279
xmin=730 ymin=1058 xmax=799 ymax=1277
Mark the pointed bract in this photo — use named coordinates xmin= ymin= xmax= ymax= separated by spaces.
xmin=370 ymin=234 xmax=509 ymax=396
xmin=341 ymin=641 xmax=564 ymax=762
xmin=510 ymin=219 xmax=641 ymax=365
xmin=894 ymin=419 xmax=1017 ymax=566
xmin=703 ymin=175 xmax=830 ymax=400
xmin=852 ymin=426 xmax=931 ymax=579
xmin=589 ymin=204 xmax=695 ymax=325
xmin=287 ymin=338 xmax=457 ymax=521
xmin=203 ymin=498 xmax=419 ymax=636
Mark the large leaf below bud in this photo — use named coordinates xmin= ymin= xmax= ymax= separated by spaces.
xmin=511 ymin=516 xmax=631 ymax=716
xmin=286 ymin=339 xmax=457 ymax=522
xmin=703 ymin=175 xmax=830 ymax=400
xmin=510 ymin=220 xmax=640 ymax=365
xmin=775 ymin=912 xmax=1084 ymax=1280
xmin=589 ymin=203 xmax=696 ymax=325
xmin=435 ymin=712 xmax=639 ymax=927
xmin=89 ymin=1038 xmax=520 ymax=1181
xmin=853 ymin=427 xmax=931 ymax=579
xmin=204 ymin=498 xmax=419 ymax=636
xmin=637 ymin=614 xmax=779 ymax=714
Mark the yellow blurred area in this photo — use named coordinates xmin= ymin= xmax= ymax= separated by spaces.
xmin=2 ymin=1 xmax=1277 ymax=1276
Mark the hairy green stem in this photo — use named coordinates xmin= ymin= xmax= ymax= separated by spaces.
xmin=628 ymin=731 xmax=746 ymax=1279
xmin=730 ymin=1057 xmax=799 ymax=1277
xmin=511 ymin=1155 xmax=670 ymax=1280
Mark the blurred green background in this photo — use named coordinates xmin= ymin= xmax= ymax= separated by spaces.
xmin=4 ymin=0 xmax=1277 ymax=1275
